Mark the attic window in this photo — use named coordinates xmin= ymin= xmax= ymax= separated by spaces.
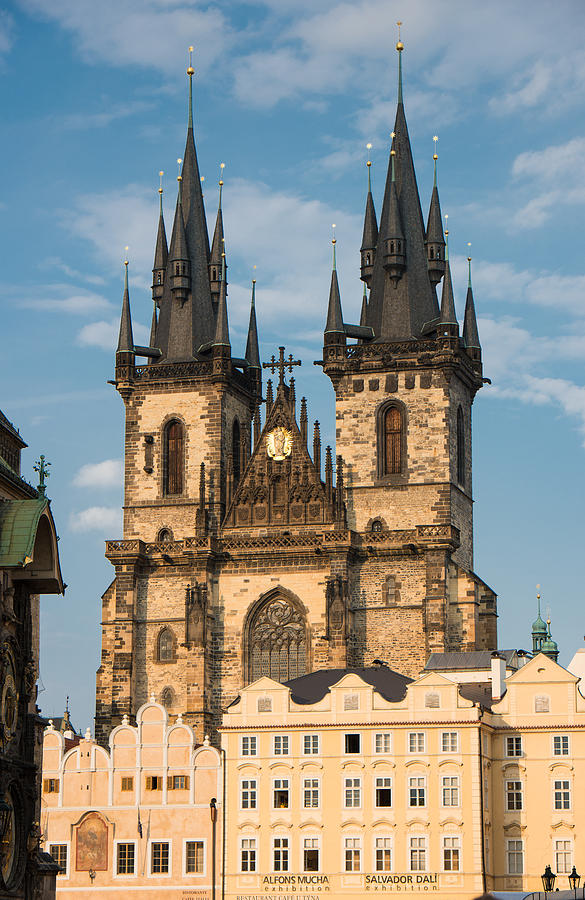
xmin=344 ymin=694 xmax=359 ymax=711
xmin=425 ymin=692 xmax=440 ymax=709
xmin=257 ymin=697 xmax=272 ymax=713
xmin=535 ymin=695 xmax=550 ymax=713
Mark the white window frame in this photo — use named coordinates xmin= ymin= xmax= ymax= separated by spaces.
xmin=374 ymin=776 xmax=393 ymax=809
xmin=442 ymin=836 xmax=461 ymax=872
xmin=554 ymin=839 xmax=573 ymax=875
xmin=441 ymin=731 xmax=459 ymax=753
xmin=302 ymin=776 xmax=320 ymax=809
xmin=441 ymin=775 xmax=460 ymax=808
xmin=302 ymin=836 xmax=320 ymax=873
xmin=553 ymin=778 xmax=571 ymax=811
xmin=48 ymin=841 xmax=70 ymax=879
xmin=505 ymin=780 xmax=523 ymax=811
xmin=507 ymin=839 xmax=524 ymax=875
xmin=408 ymin=732 xmax=426 ymax=754
xmin=240 ymin=837 xmax=257 ymax=873
xmin=273 ymin=777 xmax=290 ymax=810
xmin=241 ymin=735 xmax=258 ymax=757
xmin=344 ymin=836 xmax=362 ymax=873
xmin=273 ymin=734 xmax=290 ymax=756
xmin=240 ymin=778 xmax=258 ymax=810
xmin=113 ymin=840 xmax=137 ymax=878
xmin=148 ymin=839 xmax=172 ymax=877
xmin=344 ymin=776 xmax=362 ymax=809
xmin=408 ymin=775 xmax=426 ymax=808
xmin=302 ymin=733 xmax=320 ymax=755
xmin=374 ymin=733 xmax=392 ymax=754
xmin=183 ymin=838 xmax=206 ymax=876
xmin=506 ymin=735 xmax=522 ymax=757
xmin=272 ymin=835 xmax=290 ymax=873
xmin=374 ymin=836 xmax=393 ymax=873
xmin=409 ymin=836 xmax=427 ymax=872
xmin=553 ymin=734 xmax=570 ymax=757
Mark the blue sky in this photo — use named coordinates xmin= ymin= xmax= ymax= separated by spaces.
xmin=3 ymin=0 xmax=585 ymax=730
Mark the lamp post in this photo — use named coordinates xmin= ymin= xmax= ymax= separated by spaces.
xmin=210 ymin=797 xmax=217 ymax=900
xmin=542 ymin=865 xmax=556 ymax=898
xmin=568 ymin=866 xmax=581 ymax=900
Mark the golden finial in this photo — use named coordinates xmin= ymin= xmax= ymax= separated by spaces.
xmin=124 ymin=246 xmax=129 ymax=266
xmin=219 ymin=161 xmax=225 ymax=186
xmin=390 ymin=148 xmax=396 ymax=157
xmin=331 ymin=223 xmax=336 ymax=245
xmin=467 ymin=241 xmax=472 ymax=262
xmin=177 ymin=158 xmax=183 ymax=181
xmin=444 ymin=213 xmax=448 ymax=235
xmin=187 ymin=46 xmax=195 ymax=76
xmin=252 ymin=263 xmax=257 ymax=285
xmin=433 ymin=135 xmax=438 ymax=161
xmin=390 ymin=131 xmax=396 ymax=140
xmin=158 ymin=170 xmax=164 ymax=194
xmin=366 ymin=142 xmax=372 ymax=168
xmin=396 ymin=20 xmax=404 ymax=51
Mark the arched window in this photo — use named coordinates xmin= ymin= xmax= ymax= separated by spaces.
xmin=232 ymin=419 xmax=241 ymax=486
xmin=157 ymin=628 xmax=175 ymax=662
xmin=164 ymin=420 xmax=184 ymax=496
xmin=161 ymin=687 xmax=175 ymax=709
xmin=456 ymin=407 xmax=465 ymax=486
xmin=247 ymin=595 xmax=308 ymax=684
xmin=157 ymin=528 xmax=173 ymax=543
xmin=384 ymin=406 xmax=403 ymax=475
xmin=371 ymin=519 xmax=383 ymax=533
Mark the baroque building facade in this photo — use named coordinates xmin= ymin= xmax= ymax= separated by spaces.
xmin=0 ymin=411 xmax=64 ymax=899
xmin=95 ymin=43 xmax=497 ymax=747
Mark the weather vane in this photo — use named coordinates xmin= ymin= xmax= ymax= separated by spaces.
xmin=34 ymin=455 xmax=51 ymax=495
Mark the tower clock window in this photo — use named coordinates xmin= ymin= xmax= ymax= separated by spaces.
xmin=163 ymin=420 xmax=184 ymax=496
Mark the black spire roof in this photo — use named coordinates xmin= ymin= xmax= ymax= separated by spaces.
xmin=213 ymin=254 xmax=230 ymax=347
xmin=245 ymin=279 xmax=261 ymax=370
xmin=324 ymin=240 xmax=344 ymax=334
xmin=439 ymin=238 xmax=458 ymax=327
xmin=463 ymin=259 xmax=481 ymax=350
xmin=116 ymin=261 xmax=134 ymax=353
xmin=365 ymin=46 xmax=439 ymax=341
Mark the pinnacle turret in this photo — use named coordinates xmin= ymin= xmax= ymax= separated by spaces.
xmin=245 ymin=278 xmax=261 ymax=373
xmin=383 ymin=149 xmax=406 ymax=285
xmin=152 ymin=171 xmax=168 ymax=303
xmin=463 ymin=256 xmax=481 ymax=354
xmin=439 ymin=232 xmax=457 ymax=329
xmin=324 ymin=235 xmax=345 ymax=341
xmin=360 ymin=147 xmax=378 ymax=287
xmin=210 ymin=164 xmax=225 ymax=307
xmin=213 ymin=253 xmax=230 ymax=349
xmin=426 ymin=142 xmax=446 ymax=287
xmin=117 ymin=259 xmax=134 ymax=354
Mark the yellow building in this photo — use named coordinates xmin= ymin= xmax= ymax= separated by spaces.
xmin=41 ymin=699 xmax=221 ymax=898
xmin=220 ymin=654 xmax=585 ymax=900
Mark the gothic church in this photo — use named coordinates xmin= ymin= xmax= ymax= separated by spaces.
xmin=95 ymin=43 xmax=497 ymax=746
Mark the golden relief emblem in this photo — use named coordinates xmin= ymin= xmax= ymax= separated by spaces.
xmin=266 ymin=427 xmax=293 ymax=461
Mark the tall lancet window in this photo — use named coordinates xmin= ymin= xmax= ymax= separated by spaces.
xmin=384 ymin=407 xmax=403 ymax=475
xmin=247 ymin=596 xmax=308 ymax=685
xmin=456 ymin=407 xmax=465 ymax=486
xmin=164 ymin=420 xmax=184 ymax=496
xmin=232 ymin=419 xmax=241 ymax=487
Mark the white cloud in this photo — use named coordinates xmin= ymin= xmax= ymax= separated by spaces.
xmin=21 ymin=291 xmax=113 ymax=315
xmin=0 ymin=9 xmax=14 ymax=57
xmin=41 ymin=257 xmax=106 ymax=286
xmin=17 ymin=0 xmax=233 ymax=75
xmin=77 ymin=318 xmax=149 ymax=351
xmin=73 ymin=459 xmax=123 ymax=488
xmin=55 ymin=100 xmax=155 ymax=131
xmin=69 ymin=506 xmax=122 ymax=533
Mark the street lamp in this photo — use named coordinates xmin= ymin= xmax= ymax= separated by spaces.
xmin=542 ymin=865 xmax=556 ymax=894
xmin=568 ymin=866 xmax=581 ymax=899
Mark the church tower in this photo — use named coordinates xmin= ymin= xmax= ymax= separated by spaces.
xmin=96 ymin=40 xmax=497 ymax=747
xmin=322 ymin=37 xmax=496 ymax=670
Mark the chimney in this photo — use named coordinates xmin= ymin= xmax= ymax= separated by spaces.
xmin=490 ymin=652 xmax=506 ymax=701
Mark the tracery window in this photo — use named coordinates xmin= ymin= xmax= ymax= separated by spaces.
xmin=158 ymin=628 xmax=175 ymax=662
xmin=456 ymin=406 xmax=465 ymax=486
xmin=248 ymin=597 xmax=308 ymax=684
xmin=233 ymin=419 xmax=241 ymax=486
xmin=164 ymin=420 xmax=184 ymax=496
xmin=384 ymin=406 xmax=403 ymax=475
xmin=161 ymin=686 xmax=175 ymax=708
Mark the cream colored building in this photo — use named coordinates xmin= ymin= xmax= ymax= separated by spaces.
xmin=41 ymin=699 xmax=221 ymax=898
xmin=220 ymin=654 xmax=585 ymax=900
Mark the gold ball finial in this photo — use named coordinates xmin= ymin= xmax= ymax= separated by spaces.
xmin=366 ymin=142 xmax=372 ymax=167
xmin=467 ymin=241 xmax=472 ymax=262
xmin=331 ymin=223 xmax=337 ymax=245
xmin=124 ymin=245 xmax=129 ymax=265
xmin=396 ymin=20 xmax=403 ymax=51
xmin=252 ymin=263 xmax=257 ymax=284
xmin=158 ymin=170 xmax=164 ymax=194
xmin=433 ymin=135 xmax=438 ymax=160
xmin=390 ymin=149 xmax=396 ymax=156
xmin=187 ymin=45 xmax=195 ymax=76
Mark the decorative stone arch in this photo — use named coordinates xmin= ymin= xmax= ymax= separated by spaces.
xmin=155 ymin=626 xmax=177 ymax=663
xmin=160 ymin=686 xmax=176 ymax=709
xmin=243 ymin=588 xmax=311 ymax=686
xmin=160 ymin=413 xmax=187 ymax=498
xmin=376 ymin=398 xmax=408 ymax=481
xmin=366 ymin=516 xmax=388 ymax=533
xmin=156 ymin=526 xmax=174 ymax=543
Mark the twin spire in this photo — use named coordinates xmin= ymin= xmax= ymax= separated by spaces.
xmin=326 ymin=30 xmax=481 ymax=357
xmin=116 ymin=49 xmax=260 ymax=384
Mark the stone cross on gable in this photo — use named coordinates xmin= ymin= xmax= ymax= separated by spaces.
xmin=262 ymin=346 xmax=301 ymax=386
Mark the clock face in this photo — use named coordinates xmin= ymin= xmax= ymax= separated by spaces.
xmin=1 ymin=651 xmax=19 ymax=747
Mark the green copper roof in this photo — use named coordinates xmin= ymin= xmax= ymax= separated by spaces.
xmin=0 ymin=497 xmax=49 ymax=567
xmin=532 ymin=614 xmax=547 ymax=634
